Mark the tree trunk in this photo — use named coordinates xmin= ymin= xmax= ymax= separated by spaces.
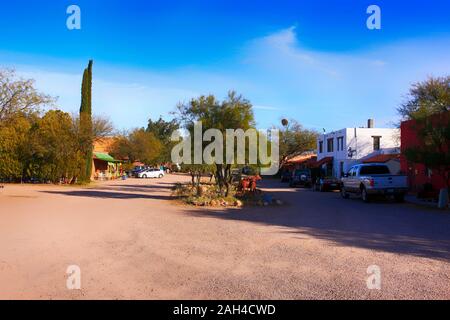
xmin=196 ymin=173 xmax=202 ymax=196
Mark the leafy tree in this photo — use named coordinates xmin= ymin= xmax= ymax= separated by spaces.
xmin=399 ymin=76 xmax=450 ymax=207
xmin=403 ymin=113 xmax=450 ymax=189
xmin=0 ymin=114 xmax=32 ymax=181
xmin=79 ymin=60 xmax=94 ymax=182
xmin=109 ymin=128 xmax=162 ymax=165
xmin=108 ymin=135 xmax=132 ymax=161
xmin=146 ymin=116 xmax=179 ymax=163
xmin=0 ymin=69 xmax=55 ymax=124
xmin=26 ymin=110 xmax=81 ymax=183
xmin=278 ymin=119 xmax=318 ymax=166
xmin=174 ymin=91 xmax=256 ymax=196
xmin=397 ymin=76 xmax=449 ymax=121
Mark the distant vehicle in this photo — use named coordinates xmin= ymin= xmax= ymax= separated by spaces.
xmin=289 ymin=169 xmax=312 ymax=188
xmin=138 ymin=168 xmax=165 ymax=179
xmin=131 ymin=166 xmax=147 ymax=177
xmin=314 ymin=177 xmax=341 ymax=192
xmin=171 ymin=163 xmax=181 ymax=172
xmin=340 ymin=163 xmax=408 ymax=202
xmin=280 ymin=170 xmax=291 ymax=183
xmin=242 ymin=166 xmax=258 ymax=176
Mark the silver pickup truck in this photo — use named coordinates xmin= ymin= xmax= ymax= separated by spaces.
xmin=341 ymin=163 xmax=408 ymax=202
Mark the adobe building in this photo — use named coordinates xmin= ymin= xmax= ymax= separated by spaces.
xmin=91 ymin=137 xmax=123 ymax=181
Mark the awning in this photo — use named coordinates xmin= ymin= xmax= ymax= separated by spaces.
xmin=286 ymin=154 xmax=317 ymax=165
xmin=94 ymin=152 xmax=120 ymax=163
xmin=313 ymin=156 xmax=333 ymax=168
xmin=363 ymin=154 xmax=400 ymax=163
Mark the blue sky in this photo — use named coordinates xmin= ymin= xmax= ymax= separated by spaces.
xmin=1 ymin=0 xmax=449 ymax=131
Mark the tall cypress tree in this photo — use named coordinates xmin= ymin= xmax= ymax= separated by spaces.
xmin=79 ymin=60 xmax=93 ymax=182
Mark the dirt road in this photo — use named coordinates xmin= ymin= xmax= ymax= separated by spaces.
xmin=0 ymin=175 xmax=449 ymax=299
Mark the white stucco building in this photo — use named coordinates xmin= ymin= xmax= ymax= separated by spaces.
xmin=316 ymin=119 xmax=400 ymax=178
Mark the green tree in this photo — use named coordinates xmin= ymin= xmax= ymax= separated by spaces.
xmin=109 ymin=128 xmax=162 ymax=165
xmin=0 ymin=114 xmax=32 ymax=181
xmin=399 ymin=76 xmax=450 ymax=208
xmin=146 ymin=116 xmax=179 ymax=163
xmin=174 ymin=91 xmax=256 ymax=196
xmin=79 ymin=60 xmax=94 ymax=182
xmin=278 ymin=119 xmax=318 ymax=167
xmin=27 ymin=110 xmax=81 ymax=183
xmin=397 ymin=76 xmax=449 ymax=121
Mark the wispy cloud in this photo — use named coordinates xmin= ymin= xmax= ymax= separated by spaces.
xmin=3 ymin=26 xmax=450 ymax=131
xmin=253 ymin=105 xmax=280 ymax=111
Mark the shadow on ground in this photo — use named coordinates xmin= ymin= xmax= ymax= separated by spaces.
xmin=182 ymin=179 xmax=450 ymax=261
xmin=41 ymin=189 xmax=172 ymax=200
xmin=94 ymin=184 xmax=173 ymax=193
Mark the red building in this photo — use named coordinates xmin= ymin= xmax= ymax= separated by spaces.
xmin=400 ymin=111 xmax=449 ymax=197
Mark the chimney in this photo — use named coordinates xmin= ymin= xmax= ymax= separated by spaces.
xmin=367 ymin=119 xmax=374 ymax=128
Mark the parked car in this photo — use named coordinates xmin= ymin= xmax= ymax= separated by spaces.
xmin=341 ymin=163 xmax=408 ymax=202
xmin=289 ymin=169 xmax=312 ymax=188
xmin=137 ymin=168 xmax=165 ymax=179
xmin=314 ymin=177 xmax=341 ymax=192
xmin=280 ymin=170 xmax=291 ymax=182
xmin=131 ymin=166 xmax=147 ymax=177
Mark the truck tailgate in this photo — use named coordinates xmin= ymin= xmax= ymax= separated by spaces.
xmin=372 ymin=175 xmax=407 ymax=188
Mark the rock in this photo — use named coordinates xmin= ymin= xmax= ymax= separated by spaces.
xmin=234 ymin=200 xmax=243 ymax=207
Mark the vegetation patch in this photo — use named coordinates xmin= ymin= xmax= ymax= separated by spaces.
xmin=172 ymin=181 xmax=284 ymax=208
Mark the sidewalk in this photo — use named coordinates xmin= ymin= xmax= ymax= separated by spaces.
xmin=405 ymin=194 xmax=450 ymax=210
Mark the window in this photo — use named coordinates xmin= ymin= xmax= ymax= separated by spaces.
xmin=348 ymin=167 xmax=355 ymax=176
xmin=319 ymin=141 xmax=323 ymax=153
xmin=327 ymin=138 xmax=334 ymax=152
xmin=360 ymin=165 xmax=390 ymax=175
xmin=372 ymin=136 xmax=381 ymax=151
xmin=339 ymin=161 xmax=344 ymax=177
xmin=337 ymin=136 xmax=344 ymax=151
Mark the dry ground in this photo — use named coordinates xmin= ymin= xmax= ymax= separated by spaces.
xmin=0 ymin=175 xmax=449 ymax=299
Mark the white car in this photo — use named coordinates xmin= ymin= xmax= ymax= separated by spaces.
xmin=138 ymin=168 xmax=165 ymax=179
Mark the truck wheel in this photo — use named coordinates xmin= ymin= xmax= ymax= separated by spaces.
xmin=142 ymin=174 xmax=147 ymax=179
xmin=361 ymin=187 xmax=370 ymax=203
xmin=158 ymin=174 xmax=163 ymax=178
xmin=394 ymin=194 xmax=405 ymax=203
xmin=341 ymin=187 xmax=349 ymax=199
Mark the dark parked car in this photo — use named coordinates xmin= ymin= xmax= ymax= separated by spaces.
xmin=314 ymin=177 xmax=341 ymax=192
xmin=280 ymin=170 xmax=291 ymax=182
xmin=131 ymin=166 xmax=147 ymax=177
xmin=289 ymin=169 xmax=312 ymax=187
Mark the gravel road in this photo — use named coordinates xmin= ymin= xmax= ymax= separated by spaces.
xmin=0 ymin=175 xmax=449 ymax=299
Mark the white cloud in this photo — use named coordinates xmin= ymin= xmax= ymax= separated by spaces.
xmin=4 ymin=26 xmax=450 ymax=131
xmin=238 ymin=26 xmax=450 ymax=129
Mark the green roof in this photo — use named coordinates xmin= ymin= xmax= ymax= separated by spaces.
xmin=94 ymin=152 xmax=120 ymax=162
